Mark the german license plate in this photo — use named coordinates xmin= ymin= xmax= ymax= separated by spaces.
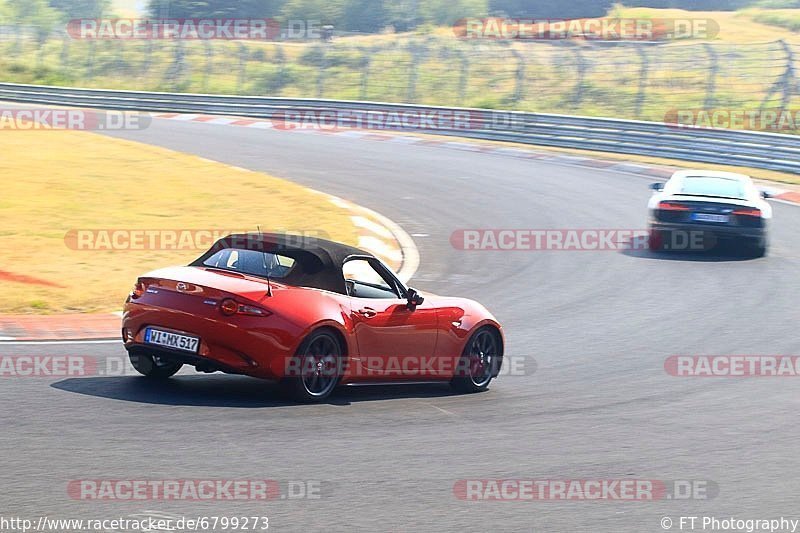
xmin=144 ymin=328 xmax=199 ymax=353
xmin=692 ymin=213 xmax=729 ymax=223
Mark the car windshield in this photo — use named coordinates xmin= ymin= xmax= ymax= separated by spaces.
xmin=202 ymin=248 xmax=296 ymax=279
xmin=678 ymin=177 xmax=747 ymax=199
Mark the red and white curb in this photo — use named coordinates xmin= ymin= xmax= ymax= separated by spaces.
xmin=149 ymin=112 xmax=800 ymax=207
xmin=324 ymin=193 xmax=419 ymax=284
xmin=757 ymin=186 xmax=800 ymax=206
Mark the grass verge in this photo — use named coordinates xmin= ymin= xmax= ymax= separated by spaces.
xmin=0 ymin=128 xmax=358 ymax=314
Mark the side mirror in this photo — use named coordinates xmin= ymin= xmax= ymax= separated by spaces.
xmin=406 ymin=288 xmax=424 ymax=309
xmin=650 ymin=182 xmax=665 ymax=191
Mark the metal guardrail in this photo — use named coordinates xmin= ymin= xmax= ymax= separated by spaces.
xmin=1 ymin=82 xmax=799 ymax=174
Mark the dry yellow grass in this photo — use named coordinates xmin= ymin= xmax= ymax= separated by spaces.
xmin=0 ymin=129 xmax=358 ymax=314
xmin=614 ymin=7 xmax=800 ymax=44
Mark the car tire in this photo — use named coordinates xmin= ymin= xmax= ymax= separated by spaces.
xmin=648 ymin=229 xmax=665 ymax=252
xmin=281 ymin=330 xmax=343 ymax=403
xmin=129 ymin=353 xmax=182 ymax=379
xmin=751 ymin=238 xmax=768 ymax=258
xmin=450 ymin=327 xmax=501 ymax=394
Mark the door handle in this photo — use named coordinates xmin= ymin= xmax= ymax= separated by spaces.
xmin=358 ymin=307 xmax=377 ymax=318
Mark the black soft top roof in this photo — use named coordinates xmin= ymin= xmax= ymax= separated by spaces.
xmin=190 ymin=233 xmax=373 ymax=294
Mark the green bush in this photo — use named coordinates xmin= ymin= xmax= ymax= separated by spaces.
xmin=750 ymin=10 xmax=800 ymax=31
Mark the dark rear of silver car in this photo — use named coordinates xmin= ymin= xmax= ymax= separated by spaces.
xmin=647 ymin=172 xmax=772 ymax=256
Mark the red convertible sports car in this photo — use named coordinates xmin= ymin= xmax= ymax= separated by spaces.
xmin=122 ymin=233 xmax=504 ymax=402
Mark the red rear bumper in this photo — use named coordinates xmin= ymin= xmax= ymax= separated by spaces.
xmin=122 ymin=298 xmax=301 ymax=379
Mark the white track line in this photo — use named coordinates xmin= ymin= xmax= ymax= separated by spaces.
xmin=328 ymin=195 xmax=419 ymax=282
xmin=352 ymin=215 xmax=395 ymax=240
xmin=170 ymin=114 xmax=201 ymax=121
xmin=204 ymin=117 xmax=238 ymax=125
xmin=361 ymin=205 xmax=419 ymax=284
xmin=358 ymin=235 xmax=403 ymax=264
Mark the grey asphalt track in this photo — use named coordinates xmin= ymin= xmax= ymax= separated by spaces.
xmin=2 ymin=116 xmax=800 ymax=532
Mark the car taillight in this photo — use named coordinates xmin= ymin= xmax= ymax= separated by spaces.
xmin=733 ymin=207 xmax=762 ymax=217
xmin=220 ymin=298 xmax=270 ymax=317
xmin=238 ymin=304 xmax=270 ymax=316
xmin=220 ymin=298 xmax=238 ymax=315
xmin=658 ymin=201 xmax=690 ymax=211
xmin=130 ymin=281 xmax=145 ymax=299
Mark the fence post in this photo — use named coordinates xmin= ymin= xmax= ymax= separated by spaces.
xmin=11 ymin=24 xmax=21 ymax=56
xmin=407 ymin=40 xmax=428 ymax=103
xmin=635 ymin=45 xmax=649 ymax=118
xmin=316 ymin=44 xmax=328 ymax=98
xmin=173 ymin=39 xmax=189 ymax=87
xmin=273 ymin=44 xmax=287 ymax=95
xmin=759 ymin=40 xmax=794 ymax=115
xmin=165 ymin=40 xmax=188 ymax=89
xmin=202 ymin=41 xmax=213 ymax=92
xmin=359 ymin=46 xmax=372 ymax=100
xmin=509 ymin=48 xmax=525 ymax=107
xmin=86 ymin=40 xmax=96 ymax=80
xmin=35 ymin=27 xmax=49 ymax=70
xmin=141 ymin=39 xmax=153 ymax=86
xmin=455 ymin=48 xmax=469 ymax=106
xmin=237 ymin=43 xmax=247 ymax=93
xmin=60 ymin=33 xmax=70 ymax=71
xmin=571 ymin=46 xmax=586 ymax=106
xmin=778 ymin=40 xmax=795 ymax=114
xmin=703 ymin=43 xmax=718 ymax=110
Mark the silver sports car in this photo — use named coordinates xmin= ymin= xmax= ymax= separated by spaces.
xmin=648 ymin=170 xmax=772 ymax=257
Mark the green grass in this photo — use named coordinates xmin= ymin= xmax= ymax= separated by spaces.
xmin=747 ymin=8 xmax=800 ymax=31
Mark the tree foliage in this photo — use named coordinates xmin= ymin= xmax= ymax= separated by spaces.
xmin=488 ymin=0 xmax=613 ymax=19
xmin=147 ymin=0 xmax=287 ymax=19
xmin=47 ymin=0 xmax=110 ymax=18
xmin=9 ymin=0 xmax=61 ymax=39
xmin=144 ymin=0 xmax=489 ymax=31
